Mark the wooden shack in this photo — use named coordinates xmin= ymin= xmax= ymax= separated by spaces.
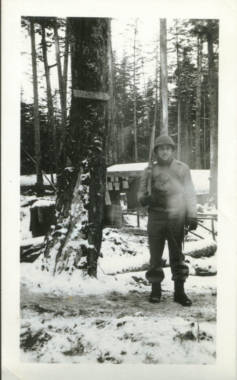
xmin=107 ymin=162 xmax=210 ymax=211
xmin=24 ymin=164 xmax=210 ymax=233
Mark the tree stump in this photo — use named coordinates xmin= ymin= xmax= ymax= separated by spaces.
xmin=104 ymin=204 xmax=123 ymax=228
xmin=30 ymin=203 xmax=56 ymax=237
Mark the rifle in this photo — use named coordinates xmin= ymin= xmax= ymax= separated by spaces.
xmin=147 ymin=122 xmax=156 ymax=195
xmin=147 ymin=41 xmax=158 ymax=196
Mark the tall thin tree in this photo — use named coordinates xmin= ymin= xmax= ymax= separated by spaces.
xmin=54 ymin=19 xmax=67 ymax=169
xmin=107 ymin=20 xmax=117 ymax=164
xmin=195 ymin=35 xmax=203 ymax=168
xmin=207 ymin=22 xmax=218 ymax=204
xmin=133 ymin=19 xmax=138 ymax=161
xmin=41 ymin=22 xmax=57 ymax=177
xmin=160 ymin=18 xmax=168 ymax=135
xmin=175 ymin=20 xmax=181 ymax=159
xmin=30 ymin=19 xmax=43 ymax=194
xmin=63 ymin=18 xmax=69 ymax=108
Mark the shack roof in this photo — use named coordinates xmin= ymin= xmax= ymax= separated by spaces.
xmin=107 ymin=162 xmax=210 ymax=194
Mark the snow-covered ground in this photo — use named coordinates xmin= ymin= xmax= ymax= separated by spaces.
xmin=20 ymin=193 xmax=217 ymax=364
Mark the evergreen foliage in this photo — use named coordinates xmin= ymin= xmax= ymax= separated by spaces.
xmin=21 ymin=17 xmax=218 ymax=175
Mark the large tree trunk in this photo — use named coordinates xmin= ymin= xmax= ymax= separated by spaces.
xmin=160 ymin=18 xmax=168 ymax=135
xmin=30 ymin=20 xmax=43 ymax=195
xmin=42 ymin=18 xmax=109 ymax=278
xmin=207 ymin=31 xmax=218 ymax=205
xmin=195 ymin=36 xmax=202 ymax=169
xmin=41 ymin=23 xmax=57 ymax=177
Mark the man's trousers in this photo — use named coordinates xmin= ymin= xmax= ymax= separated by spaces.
xmin=146 ymin=212 xmax=189 ymax=283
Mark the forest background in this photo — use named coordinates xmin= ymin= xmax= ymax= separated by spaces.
xmin=20 ymin=17 xmax=218 ymax=202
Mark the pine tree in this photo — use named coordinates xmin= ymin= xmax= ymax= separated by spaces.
xmin=29 ymin=19 xmax=44 ymax=194
xmin=160 ymin=18 xmax=168 ymax=135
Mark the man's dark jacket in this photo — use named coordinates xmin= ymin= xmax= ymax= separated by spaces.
xmin=137 ymin=159 xmax=197 ymax=219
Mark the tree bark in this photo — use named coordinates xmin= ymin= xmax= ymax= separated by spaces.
xmin=30 ymin=20 xmax=43 ymax=195
xmin=160 ymin=18 xmax=168 ymax=135
xmin=42 ymin=18 xmax=109 ymax=278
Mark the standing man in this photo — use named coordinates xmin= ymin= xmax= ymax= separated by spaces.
xmin=137 ymin=135 xmax=197 ymax=306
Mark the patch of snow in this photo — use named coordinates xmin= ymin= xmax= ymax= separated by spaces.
xmin=21 ymin=254 xmax=216 ymax=298
xmin=107 ymin=162 xmax=149 ymax=173
xmin=20 ymin=193 xmax=217 ymax=365
xmin=184 ymin=237 xmax=216 ymax=254
xmin=20 ymin=314 xmax=216 ymax=364
xmin=20 ymin=267 xmax=216 ymax=364
xmin=186 ymin=255 xmax=217 ymax=276
xmin=21 ymin=261 xmax=144 ymax=297
xmin=21 ymin=195 xmax=38 ymax=207
xmin=31 ymin=199 xmax=55 ymax=208
xmin=21 ymin=236 xmax=45 ymax=247
xmin=21 ymin=174 xmax=57 ymax=187
xmin=123 ymin=214 xmax=148 ymax=230
xmin=20 ymin=205 xmax=32 ymax=240
xmin=100 ymin=228 xmax=150 ymax=274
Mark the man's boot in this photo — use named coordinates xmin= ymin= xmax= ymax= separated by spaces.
xmin=149 ymin=282 xmax=161 ymax=303
xmin=174 ymin=280 xmax=192 ymax=306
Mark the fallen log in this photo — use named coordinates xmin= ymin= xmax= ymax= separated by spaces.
xmin=20 ymin=237 xmax=45 ymax=263
xmin=184 ymin=241 xmax=217 ymax=258
xmin=120 ymin=227 xmax=148 ymax=236
xmin=194 ymin=267 xmax=217 ymax=276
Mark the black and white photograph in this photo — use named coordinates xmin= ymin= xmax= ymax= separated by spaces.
xmin=19 ymin=16 xmax=219 ymax=364
xmin=2 ymin=0 xmax=237 ymax=379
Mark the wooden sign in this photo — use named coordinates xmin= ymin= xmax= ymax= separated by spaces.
xmin=73 ymin=89 xmax=110 ymax=101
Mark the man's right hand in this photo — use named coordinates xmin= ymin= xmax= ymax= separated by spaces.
xmin=140 ymin=193 xmax=152 ymax=207
xmin=147 ymin=164 xmax=153 ymax=176
xmin=140 ymin=190 xmax=161 ymax=207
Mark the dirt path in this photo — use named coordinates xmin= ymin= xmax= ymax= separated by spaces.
xmin=21 ymin=285 xmax=215 ymax=321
